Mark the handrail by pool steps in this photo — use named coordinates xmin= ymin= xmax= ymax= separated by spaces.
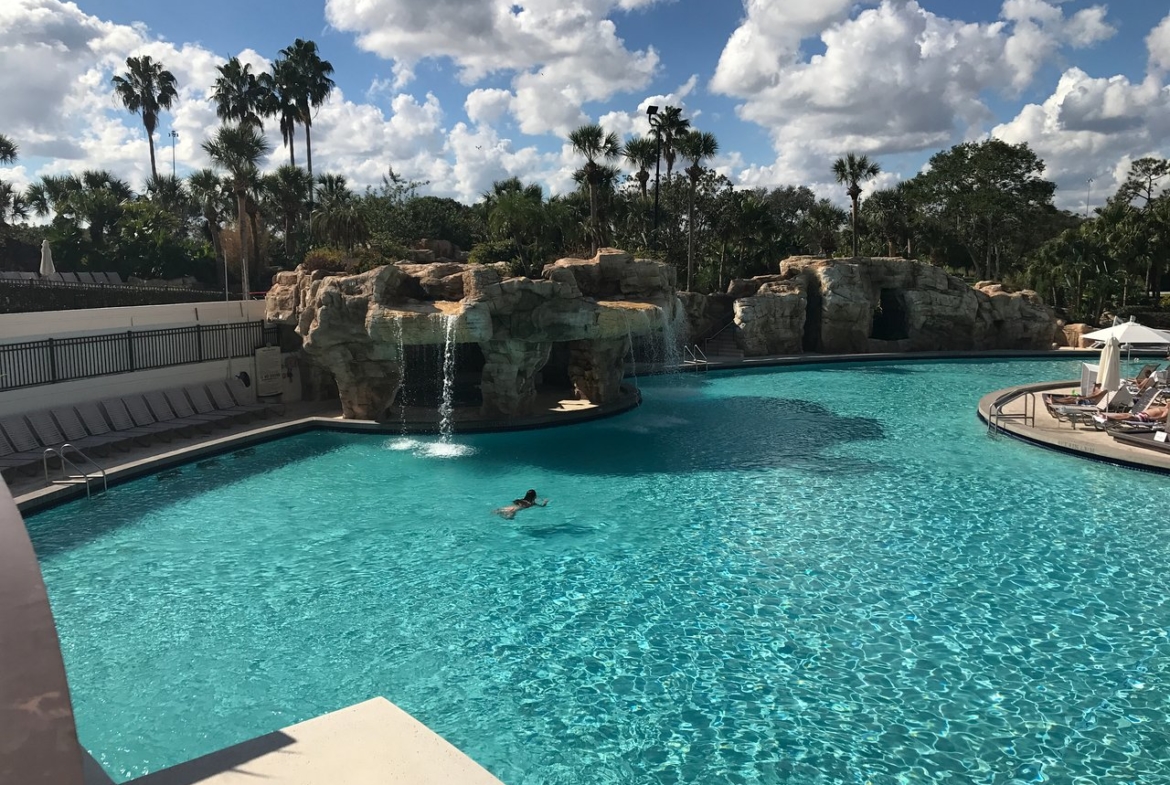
xmin=42 ymin=444 xmax=107 ymax=498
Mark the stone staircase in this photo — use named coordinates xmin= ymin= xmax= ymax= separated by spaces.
xmin=702 ymin=328 xmax=744 ymax=361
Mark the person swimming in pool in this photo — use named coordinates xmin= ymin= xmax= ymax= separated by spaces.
xmin=494 ymin=489 xmax=548 ymax=519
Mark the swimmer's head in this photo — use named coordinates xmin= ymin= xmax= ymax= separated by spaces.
xmin=524 ymin=489 xmax=537 ymax=502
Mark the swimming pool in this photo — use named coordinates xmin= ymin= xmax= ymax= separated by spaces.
xmin=27 ymin=358 xmax=1170 ymax=784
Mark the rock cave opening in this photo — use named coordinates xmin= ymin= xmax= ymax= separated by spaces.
xmin=871 ymin=288 xmax=910 ymax=341
xmin=540 ymin=343 xmax=575 ymax=393
xmin=802 ymin=275 xmax=823 ymax=352
xmin=396 ymin=342 xmax=485 ymax=410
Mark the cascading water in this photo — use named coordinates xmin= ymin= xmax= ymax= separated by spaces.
xmin=658 ymin=298 xmax=685 ymax=371
xmin=395 ymin=316 xmax=407 ymax=433
xmin=625 ymin=317 xmax=639 ymax=396
xmin=437 ymin=313 xmax=458 ymax=442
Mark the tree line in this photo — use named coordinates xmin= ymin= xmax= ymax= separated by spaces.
xmin=1 ymin=42 xmax=1168 ymax=321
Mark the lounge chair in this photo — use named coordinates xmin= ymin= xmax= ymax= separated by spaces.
xmin=105 ymin=272 xmax=123 ymax=284
xmin=208 ymin=380 xmax=273 ymax=419
xmin=75 ymin=272 xmax=96 ymax=284
xmin=0 ymin=426 xmax=43 ymax=479
xmin=27 ymin=409 xmax=120 ymax=457
xmin=139 ymin=392 xmax=214 ymax=436
xmin=51 ymin=407 xmax=134 ymax=454
xmin=100 ymin=398 xmax=178 ymax=442
xmin=164 ymin=389 xmax=234 ymax=429
xmin=78 ymin=401 xmax=158 ymax=447
xmin=59 ymin=272 xmax=78 ymax=283
xmin=186 ymin=385 xmax=255 ymax=424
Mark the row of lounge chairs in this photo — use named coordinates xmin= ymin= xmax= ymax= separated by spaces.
xmin=0 ymin=271 xmax=124 ymax=284
xmin=0 ymin=378 xmax=277 ymax=482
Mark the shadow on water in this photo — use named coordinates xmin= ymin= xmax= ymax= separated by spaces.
xmin=26 ymin=431 xmax=356 ymax=559
xmin=472 ymin=395 xmax=884 ymax=477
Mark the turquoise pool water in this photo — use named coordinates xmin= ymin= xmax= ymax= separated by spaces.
xmin=27 ymin=358 xmax=1170 ymax=784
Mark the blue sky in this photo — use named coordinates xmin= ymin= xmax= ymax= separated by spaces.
xmin=2 ymin=0 xmax=1169 ymax=209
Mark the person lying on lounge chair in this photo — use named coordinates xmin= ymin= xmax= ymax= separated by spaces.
xmin=1047 ymin=388 xmax=1107 ymax=406
xmin=1094 ymin=405 xmax=1169 ymax=424
xmin=494 ymin=489 xmax=549 ymax=519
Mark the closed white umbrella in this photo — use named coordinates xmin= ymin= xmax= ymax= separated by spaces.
xmin=1097 ymin=336 xmax=1121 ymax=392
xmin=39 ymin=239 xmax=55 ymax=276
xmin=1083 ymin=318 xmax=1170 ymax=347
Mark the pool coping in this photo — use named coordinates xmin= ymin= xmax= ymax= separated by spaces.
xmin=18 ymin=349 xmax=1161 ymax=514
xmin=13 ymin=387 xmax=642 ymax=515
xmin=977 ymin=382 xmax=1170 ymax=475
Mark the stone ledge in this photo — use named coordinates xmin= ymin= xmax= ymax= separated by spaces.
xmin=126 ymin=698 xmax=504 ymax=785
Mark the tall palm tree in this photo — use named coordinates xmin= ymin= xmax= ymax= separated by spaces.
xmin=650 ymin=106 xmax=689 ymax=180
xmin=189 ymin=168 xmax=231 ymax=296
xmin=832 ymin=152 xmax=882 ymax=258
xmin=202 ymin=124 xmax=271 ymax=299
xmin=622 ymin=136 xmax=658 ymax=200
xmin=212 ymin=57 xmax=267 ymax=130
xmin=0 ymin=134 xmax=17 ymax=165
xmin=676 ymin=130 xmax=719 ymax=291
xmin=262 ymin=164 xmax=312 ymax=257
xmin=112 ymin=55 xmax=179 ymax=181
xmin=278 ymin=39 xmax=335 ymax=188
xmin=259 ymin=59 xmax=301 ymax=166
xmin=568 ymin=124 xmax=621 ymax=255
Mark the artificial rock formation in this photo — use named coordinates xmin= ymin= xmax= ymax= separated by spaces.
xmin=693 ymin=257 xmax=1060 ymax=357
xmin=266 ymin=249 xmax=682 ymax=420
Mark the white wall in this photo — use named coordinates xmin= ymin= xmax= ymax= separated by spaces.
xmin=0 ymin=300 xmax=267 ymax=343
xmin=0 ymin=353 xmax=303 ymax=419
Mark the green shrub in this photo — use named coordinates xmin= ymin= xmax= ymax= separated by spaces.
xmin=468 ymin=239 xmax=519 ymax=267
xmin=301 ymin=248 xmax=349 ymax=273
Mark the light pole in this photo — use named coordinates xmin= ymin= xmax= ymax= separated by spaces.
xmin=647 ymin=105 xmax=661 ymax=252
xmin=168 ymin=130 xmax=179 ymax=179
xmin=1085 ymin=177 xmax=1093 ymax=218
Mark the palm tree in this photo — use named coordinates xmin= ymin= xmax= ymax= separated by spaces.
xmin=311 ymin=173 xmax=368 ymax=251
xmin=278 ymin=39 xmax=335 ymax=188
xmin=202 ymin=124 xmax=271 ymax=299
xmin=0 ymin=134 xmax=17 ymax=165
xmin=676 ymin=130 xmax=719 ymax=291
xmin=212 ymin=57 xmax=267 ymax=130
xmin=832 ymin=152 xmax=882 ymax=258
xmin=112 ymin=55 xmax=179 ymax=181
xmin=28 ymin=171 xmax=132 ymax=248
xmin=0 ymin=180 xmax=27 ymax=227
xmin=568 ymin=124 xmax=621 ymax=255
xmin=262 ymin=164 xmax=312 ymax=257
xmin=650 ymin=106 xmax=689 ymax=180
xmin=189 ymin=168 xmax=232 ymax=296
xmin=622 ymin=136 xmax=658 ymax=200
xmin=144 ymin=173 xmax=191 ymax=220
xmin=259 ymin=59 xmax=300 ymax=166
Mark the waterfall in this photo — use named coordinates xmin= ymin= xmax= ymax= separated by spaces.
xmin=395 ymin=315 xmax=407 ymax=435
xmin=438 ymin=313 xmax=458 ymax=442
xmin=625 ymin=317 xmax=639 ymax=396
xmin=658 ymin=298 xmax=685 ymax=371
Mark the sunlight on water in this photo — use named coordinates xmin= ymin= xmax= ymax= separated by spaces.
xmin=27 ymin=358 xmax=1170 ymax=785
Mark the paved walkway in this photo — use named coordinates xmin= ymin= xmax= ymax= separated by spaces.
xmin=978 ymin=381 xmax=1170 ymax=474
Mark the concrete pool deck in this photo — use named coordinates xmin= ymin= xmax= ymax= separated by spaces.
xmin=978 ymin=381 xmax=1170 ymax=474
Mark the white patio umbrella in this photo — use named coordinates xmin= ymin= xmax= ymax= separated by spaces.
xmin=1097 ymin=336 xmax=1121 ymax=392
xmin=39 ymin=239 xmax=55 ymax=276
xmin=1083 ymin=318 xmax=1170 ymax=347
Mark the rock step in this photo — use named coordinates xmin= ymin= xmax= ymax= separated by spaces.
xmin=703 ymin=332 xmax=743 ymax=360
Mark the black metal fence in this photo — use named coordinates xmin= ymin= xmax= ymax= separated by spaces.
xmin=0 ymin=278 xmax=224 ymax=314
xmin=0 ymin=321 xmax=279 ymax=391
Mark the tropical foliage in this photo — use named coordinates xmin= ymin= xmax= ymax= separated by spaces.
xmin=3 ymin=49 xmax=1170 ymax=326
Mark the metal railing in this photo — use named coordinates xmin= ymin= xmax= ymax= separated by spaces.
xmin=0 ymin=321 xmax=279 ymax=391
xmin=42 ymin=445 xmax=107 ymax=499
xmin=683 ymin=344 xmax=709 ymax=370
xmin=987 ymin=391 xmax=1036 ymax=437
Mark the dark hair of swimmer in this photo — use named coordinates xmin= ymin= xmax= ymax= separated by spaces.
xmin=524 ymin=489 xmax=537 ymax=502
